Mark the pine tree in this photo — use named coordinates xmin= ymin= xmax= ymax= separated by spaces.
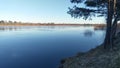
xmin=68 ymin=0 xmax=120 ymax=49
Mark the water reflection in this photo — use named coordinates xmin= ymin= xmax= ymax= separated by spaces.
xmin=0 ymin=26 xmax=80 ymax=31
xmin=94 ymin=26 xmax=106 ymax=30
xmin=0 ymin=26 xmax=22 ymax=31
xmin=0 ymin=26 xmax=105 ymax=68
xmin=0 ymin=26 xmax=106 ymax=30
xmin=84 ymin=30 xmax=94 ymax=37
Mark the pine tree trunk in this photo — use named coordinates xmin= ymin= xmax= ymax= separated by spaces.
xmin=104 ymin=21 xmax=112 ymax=49
xmin=111 ymin=15 xmax=118 ymax=46
xmin=111 ymin=0 xmax=118 ymax=47
xmin=104 ymin=0 xmax=113 ymax=49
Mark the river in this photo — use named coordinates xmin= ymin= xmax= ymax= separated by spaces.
xmin=0 ymin=26 xmax=105 ymax=68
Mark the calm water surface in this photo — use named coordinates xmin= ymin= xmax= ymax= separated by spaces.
xmin=0 ymin=26 xmax=105 ymax=68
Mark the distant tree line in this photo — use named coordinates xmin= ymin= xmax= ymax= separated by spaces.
xmin=0 ymin=20 xmax=21 ymax=24
xmin=0 ymin=20 xmax=59 ymax=26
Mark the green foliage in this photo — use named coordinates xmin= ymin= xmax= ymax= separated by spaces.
xmin=70 ymin=0 xmax=83 ymax=3
xmin=85 ymin=1 xmax=97 ymax=7
xmin=68 ymin=0 xmax=120 ymax=20
xmin=68 ymin=0 xmax=108 ymax=20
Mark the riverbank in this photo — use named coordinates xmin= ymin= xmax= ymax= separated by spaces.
xmin=60 ymin=33 xmax=120 ymax=68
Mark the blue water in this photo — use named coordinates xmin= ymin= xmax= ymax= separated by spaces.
xmin=0 ymin=26 xmax=105 ymax=68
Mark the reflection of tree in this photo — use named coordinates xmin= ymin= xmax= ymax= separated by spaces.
xmin=0 ymin=27 xmax=5 ymax=31
xmin=94 ymin=26 xmax=105 ymax=31
xmin=0 ymin=26 xmax=20 ymax=31
xmin=84 ymin=30 xmax=94 ymax=37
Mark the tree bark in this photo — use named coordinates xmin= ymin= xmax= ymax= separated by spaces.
xmin=104 ymin=0 xmax=113 ymax=49
xmin=111 ymin=15 xmax=118 ymax=46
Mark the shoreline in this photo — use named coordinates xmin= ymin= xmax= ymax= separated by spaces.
xmin=59 ymin=33 xmax=120 ymax=68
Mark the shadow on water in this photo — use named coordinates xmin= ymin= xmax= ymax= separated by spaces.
xmin=84 ymin=30 xmax=94 ymax=37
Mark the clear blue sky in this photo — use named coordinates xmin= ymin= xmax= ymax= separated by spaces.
xmin=0 ymin=0 xmax=105 ymax=23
